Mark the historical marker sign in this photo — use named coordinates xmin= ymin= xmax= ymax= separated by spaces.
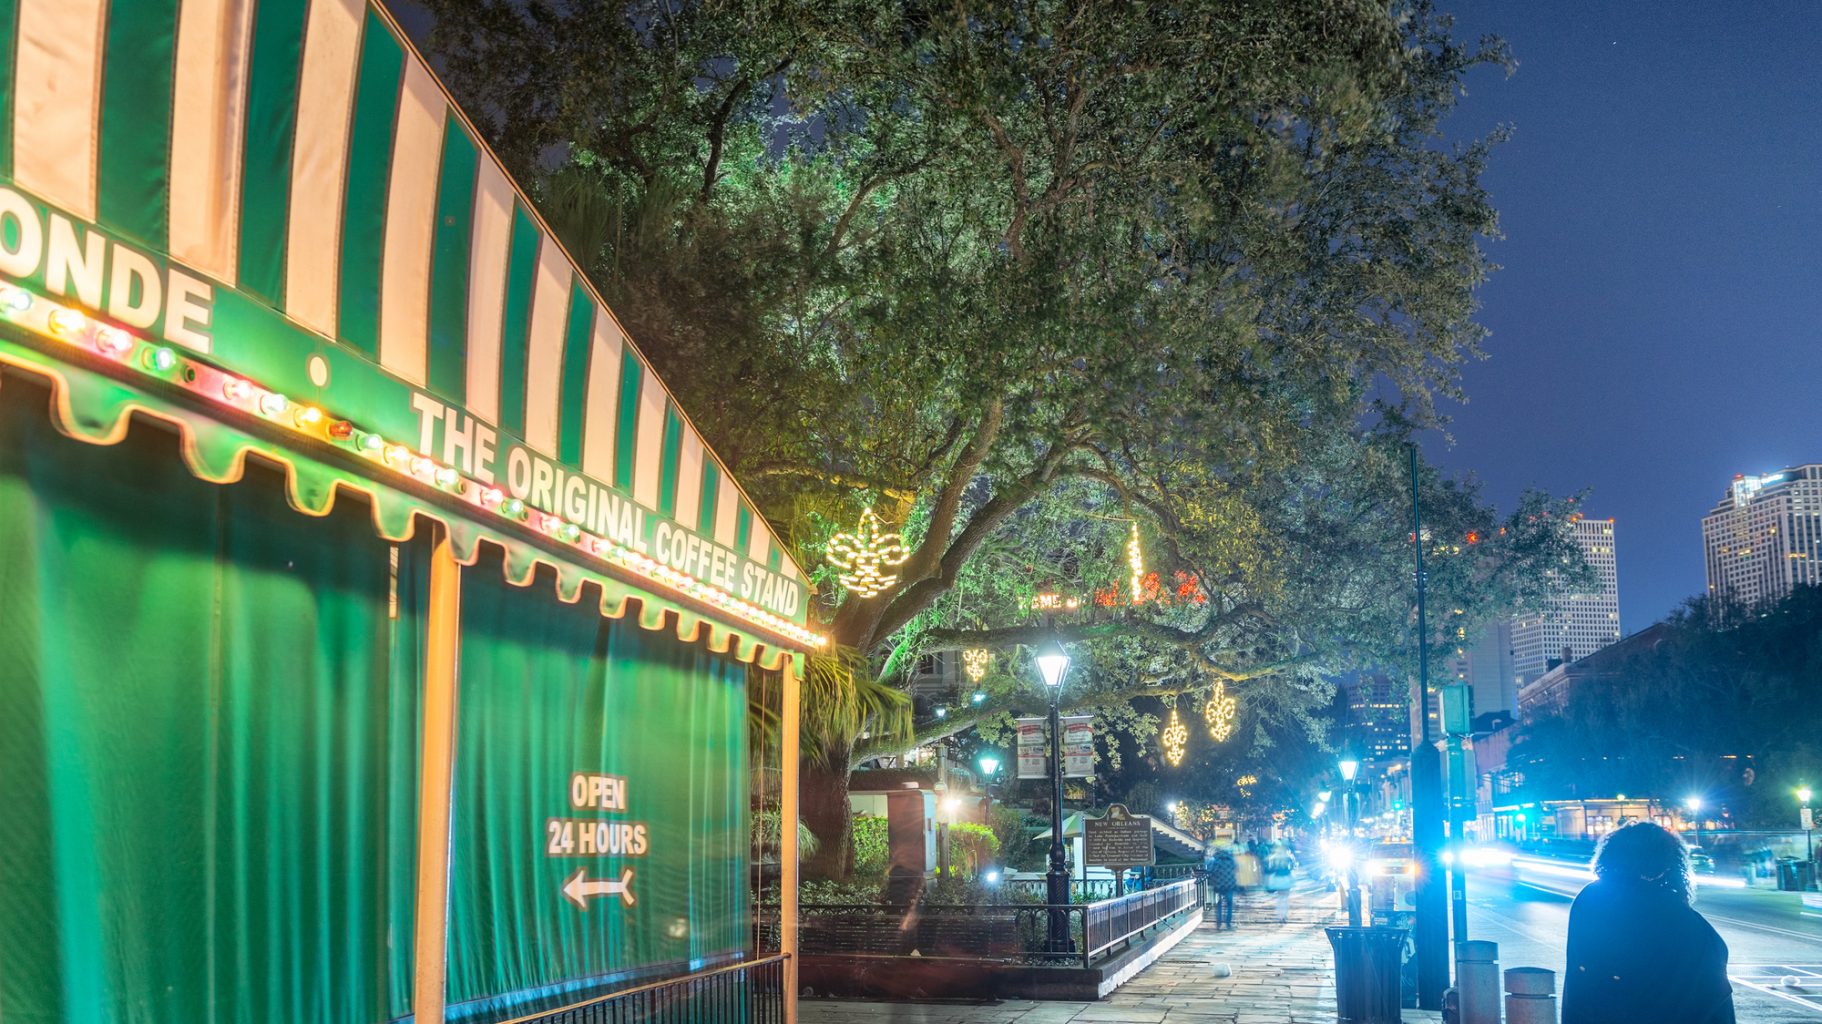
xmin=1084 ymin=804 xmax=1156 ymax=869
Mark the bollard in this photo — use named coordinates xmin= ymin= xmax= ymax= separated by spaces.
xmin=1456 ymin=941 xmax=1500 ymax=1024
xmin=1505 ymin=966 xmax=1558 ymax=1024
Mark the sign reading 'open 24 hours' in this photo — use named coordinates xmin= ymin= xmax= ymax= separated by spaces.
xmin=547 ymin=771 xmax=648 ymax=909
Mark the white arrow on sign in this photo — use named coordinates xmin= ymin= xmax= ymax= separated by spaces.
xmin=562 ymin=867 xmax=636 ymax=910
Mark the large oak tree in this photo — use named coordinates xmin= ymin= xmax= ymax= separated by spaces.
xmin=422 ymin=0 xmax=1580 ymax=877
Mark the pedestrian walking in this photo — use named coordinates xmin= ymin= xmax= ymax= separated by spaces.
xmin=1264 ymin=841 xmax=1296 ymax=924
xmin=1205 ymin=844 xmax=1238 ymax=930
xmin=1562 ymin=822 xmax=1735 ymax=1024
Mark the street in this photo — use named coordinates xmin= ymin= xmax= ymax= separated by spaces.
xmin=1463 ymin=859 xmax=1822 ymax=1020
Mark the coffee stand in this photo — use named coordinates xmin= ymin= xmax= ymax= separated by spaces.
xmin=0 ymin=2 xmax=815 ymax=1020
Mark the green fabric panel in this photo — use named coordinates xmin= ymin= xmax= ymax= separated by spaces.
xmin=0 ymin=0 xmax=16 ymax=178
xmin=335 ymin=10 xmax=405 ymax=358
xmin=95 ymin=0 xmax=177 ymax=250
xmin=496 ymin=203 xmax=541 ymax=437
xmin=612 ymin=352 xmax=642 ymax=492
xmin=236 ymin=0 xmax=310 ymax=305
xmin=735 ymin=502 xmax=752 ymax=554
xmin=696 ymin=462 xmax=720 ymax=536
xmin=427 ymin=116 xmax=479 ymax=404
xmin=556 ymin=285 xmax=594 ymax=465
xmin=0 ymin=382 xmax=422 ymax=1022
xmin=445 ymin=570 xmax=750 ymax=1013
xmin=657 ymin=404 xmax=682 ymax=520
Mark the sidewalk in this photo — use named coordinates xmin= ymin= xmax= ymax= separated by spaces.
xmin=800 ymin=889 xmax=1445 ymax=1024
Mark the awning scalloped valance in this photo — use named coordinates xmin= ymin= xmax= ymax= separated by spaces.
xmin=0 ymin=334 xmax=802 ymax=673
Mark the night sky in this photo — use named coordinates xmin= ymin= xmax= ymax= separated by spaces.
xmin=1425 ymin=2 xmax=1822 ymax=631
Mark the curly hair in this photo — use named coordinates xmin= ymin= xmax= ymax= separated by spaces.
xmin=1591 ymin=822 xmax=1693 ymax=904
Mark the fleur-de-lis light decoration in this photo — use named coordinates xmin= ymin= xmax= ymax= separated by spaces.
xmin=962 ymin=648 xmax=991 ymax=683
xmin=826 ymin=507 xmax=911 ymax=598
xmin=1202 ymin=681 xmax=1237 ymax=743
xmin=1128 ymin=521 xmax=1145 ymax=604
xmin=1161 ymin=704 xmax=1189 ymax=767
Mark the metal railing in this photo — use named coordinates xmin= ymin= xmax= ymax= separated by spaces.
xmin=1003 ymin=866 xmax=1201 ymax=902
xmin=497 ymin=954 xmax=788 ymax=1024
xmin=798 ymin=902 xmax=1064 ymax=961
xmin=1082 ymin=878 xmax=1199 ymax=961
xmin=798 ymin=879 xmax=1202 ymax=969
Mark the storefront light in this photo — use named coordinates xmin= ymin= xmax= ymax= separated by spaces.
xmin=95 ymin=326 xmax=132 ymax=356
xmin=47 ymin=307 xmax=85 ymax=336
xmin=144 ymin=347 xmax=178 ymax=372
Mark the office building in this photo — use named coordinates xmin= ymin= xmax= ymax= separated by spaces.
xmin=1510 ymin=516 xmax=1621 ymax=686
xmin=1345 ymin=673 xmax=1411 ymax=764
xmin=1702 ymin=466 xmax=1822 ymax=608
xmin=1446 ymin=619 xmax=1517 ymax=721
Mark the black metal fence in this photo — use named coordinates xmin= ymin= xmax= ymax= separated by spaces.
xmin=1002 ymin=863 xmax=1203 ymax=903
xmin=499 ymin=954 xmax=788 ymax=1024
xmin=799 ymin=878 xmax=1202 ymax=969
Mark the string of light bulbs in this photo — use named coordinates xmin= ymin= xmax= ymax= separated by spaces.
xmin=0 ymin=280 xmax=825 ymax=649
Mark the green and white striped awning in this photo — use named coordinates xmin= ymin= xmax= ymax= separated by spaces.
xmin=0 ymin=0 xmax=815 ymax=648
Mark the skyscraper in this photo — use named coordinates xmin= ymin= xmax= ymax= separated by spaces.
xmin=1510 ymin=516 xmax=1621 ymax=686
xmin=1344 ymin=673 xmax=1411 ymax=764
xmin=1702 ymin=466 xmax=1822 ymax=608
xmin=1446 ymin=619 xmax=1517 ymax=722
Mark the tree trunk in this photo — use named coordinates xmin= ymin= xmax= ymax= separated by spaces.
xmin=799 ymin=740 xmax=856 ymax=881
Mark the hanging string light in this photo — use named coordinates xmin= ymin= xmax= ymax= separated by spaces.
xmin=1161 ymin=703 xmax=1189 ymax=767
xmin=0 ymin=280 xmax=829 ymax=647
xmin=962 ymin=648 xmax=991 ymax=683
xmin=1127 ymin=521 xmax=1144 ymax=604
xmin=1203 ymin=681 xmax=1238 ymax=743
xmin=826 ymin=507 xmax=911 ymax=598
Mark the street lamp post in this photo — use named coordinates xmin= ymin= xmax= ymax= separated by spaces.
xmin=1799 ymin=787 xmax=1814 ymax=868
xmin=978 ymin=753 xmax=1002 ymax=825
xmin=1035 ymin=636 xmax=1074 ymax=953
xmin=1684 ymin=795 xmax=1703 ymax=854
xmin=1340 ymin=757 xmax=1362 ymax=927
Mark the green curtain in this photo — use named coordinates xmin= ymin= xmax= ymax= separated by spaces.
xmin=445 ymin=566 xmax=749 ymax=1016
xmin=0 ymin=381 xmax=422 ymax=1023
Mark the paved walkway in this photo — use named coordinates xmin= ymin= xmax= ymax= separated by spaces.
xmin=800 ymin=890 xmax=1445 ymax=1024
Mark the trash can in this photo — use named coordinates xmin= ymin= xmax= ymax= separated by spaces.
xmin=1777 ymin=858 xmax=1800 ymax=891
xmin=1328 ymin=925 xmax=1409 ymax=1023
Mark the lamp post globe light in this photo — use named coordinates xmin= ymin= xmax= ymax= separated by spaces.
xmin=1034 ymin=635 xmax=1073 ymax=953
xmin=1338 ymin=754 xmax=1363 ymax=927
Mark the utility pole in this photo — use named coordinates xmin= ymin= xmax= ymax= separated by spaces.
xmin=1410 ymin=445 xmax=1449 ymax=1010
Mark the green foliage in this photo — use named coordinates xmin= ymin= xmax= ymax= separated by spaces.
xmin=1506 ymin=587 xmax=1822 ymax=828
xmin=418 ymin=0 xmax=1583 ymax=864
xmin=850 ymin=814 xmax=891 ymax=880
xmin=798 ymin=878 xmax=884 ymax=906
xmin=944 ymin=822 xmax=1001 ymax=876
xmin=801 ymin=645 xmax=914 ymax=759
xmin=750 ymin=809 xmax=819 ymax=862
xmin=987 ymin=805 xmax=1026 ymax=864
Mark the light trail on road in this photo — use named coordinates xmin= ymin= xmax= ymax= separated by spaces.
xmin=1458 ymin=859 xmax=1822 ymax=1019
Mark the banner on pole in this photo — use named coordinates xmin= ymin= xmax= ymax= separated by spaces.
xmin=1062 ymin=715 xmax=1095 ymax=778
xmin=1016 ymin=718 xmax=1048 ymax=779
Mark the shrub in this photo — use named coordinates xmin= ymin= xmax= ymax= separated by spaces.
xmin=851 ymin=814 xmax=891 ymax=881
xmin=946 ymin=822 xmax=1001 ymax=876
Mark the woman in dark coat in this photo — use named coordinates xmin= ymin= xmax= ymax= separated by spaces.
xmin=1562 ymin=822 xmax=1735 ymax=1024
